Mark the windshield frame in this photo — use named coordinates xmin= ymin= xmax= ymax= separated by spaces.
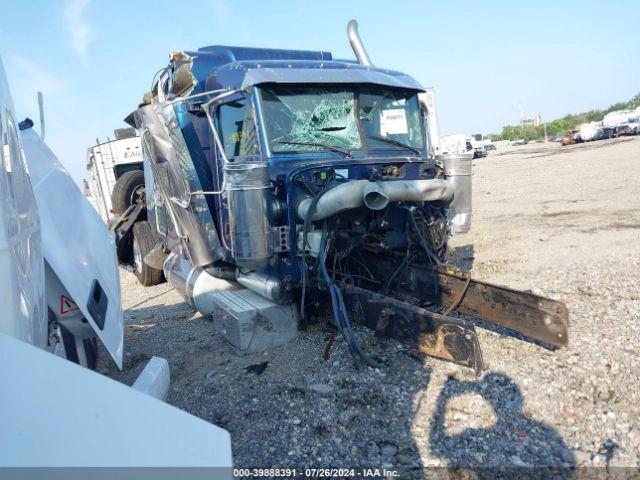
xmin=256 ymin=83 xmax=426 ymax=158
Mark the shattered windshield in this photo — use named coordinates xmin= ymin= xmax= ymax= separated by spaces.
xmin=260 ymin=85 xmax=424 ymax=154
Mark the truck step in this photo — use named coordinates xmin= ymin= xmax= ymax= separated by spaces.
xmin=209 ymin=289 xmax=298 ymax=355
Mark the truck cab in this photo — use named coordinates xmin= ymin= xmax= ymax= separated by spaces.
xmin=121 ymin=24 xmax=567 ymax=369
xmin=140 ymin=47 xmax=441 ymax=283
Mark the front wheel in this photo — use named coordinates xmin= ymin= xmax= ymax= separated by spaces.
xmin=132 ymin=221 xmax=164 ymax=286
xmin=111 ymin=170 xmax=145 ymax=214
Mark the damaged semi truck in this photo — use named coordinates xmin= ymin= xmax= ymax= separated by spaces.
xmin=116 ymin=21 xmax=568 ymax=372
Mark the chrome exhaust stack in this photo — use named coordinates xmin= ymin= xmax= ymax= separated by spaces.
xmin=347 ymin=20 xmax=373 ymax=67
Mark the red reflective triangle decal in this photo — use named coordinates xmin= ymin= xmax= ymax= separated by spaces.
xmin=60 ymin=295 xmax=79 ymax=315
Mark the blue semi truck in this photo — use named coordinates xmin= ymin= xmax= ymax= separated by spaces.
xmin=111 ymin=20 xmax=568 ymax=371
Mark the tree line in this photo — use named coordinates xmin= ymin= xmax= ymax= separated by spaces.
xmin=489 ymin=93 xmax=640 ymax=142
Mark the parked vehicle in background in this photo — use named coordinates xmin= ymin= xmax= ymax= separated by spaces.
xmin=473 ymin=146 xmax=487 ymax=158
xmin=561 ymin=130 xmax=579 ymax=146
xmin=85 ymin=129 xmax=143 ymax=223
xmin=602 ymin=109 xmax=640 ymax=137
xmin=85 ymin=130 xmax=151 ymax=276
xmin=596 ymin=126 xmax=615 ymax=140
xmin=615 ymin=118 xmax=639 ymax=136
xmin=439 ymin=135 xmax=494 ymax=155
xmin=440 ymin=134 xmax=474 ymax=155
xmin=578 ymin=122 xmax=613 ymax=142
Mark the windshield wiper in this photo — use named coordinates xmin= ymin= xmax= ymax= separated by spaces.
xmin=366 ymin=135 xmax=421 ymax=155
xmin=277 ymin=140 xmax=351 ymax=157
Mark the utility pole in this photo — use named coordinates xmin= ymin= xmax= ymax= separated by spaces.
xmin=37 ymin=92 xmax=45 ymax=140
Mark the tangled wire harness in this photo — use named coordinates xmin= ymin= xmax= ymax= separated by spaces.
xmin=318 ymin=230 xmax=379 ymax=369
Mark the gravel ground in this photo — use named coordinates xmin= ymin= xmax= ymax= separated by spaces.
xmin=99 ymin=137 xmax=640 ymax=475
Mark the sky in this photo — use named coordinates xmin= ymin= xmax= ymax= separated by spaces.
xmin=1 ymin=0 xmax=638 ymax=183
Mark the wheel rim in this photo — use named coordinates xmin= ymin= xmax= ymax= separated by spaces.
xmin=133 ymin=236 xmax=143 ymax=273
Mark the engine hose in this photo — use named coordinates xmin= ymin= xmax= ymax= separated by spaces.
xmin=334 ymin=285 xmax=379 ymax=369
xmin=326 ymin=284 xmax=357 ymax=359
xmin=408 ymin=210 xmax=443 ymax=266
xmin=300 ymin=179 xmax=333 ymax=325
xmin=382 ymin=232 xmax=414 ymax=295
xmin=318 ymin=232 xmax=379 ymax=368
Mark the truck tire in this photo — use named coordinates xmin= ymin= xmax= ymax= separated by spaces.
xmin=112 ymin=170 xmax=145 ymax=215
xmin=132 ymin=220 xmax=164 ymax=286
xmin=116 ymin=233 xmax=133 ymax=264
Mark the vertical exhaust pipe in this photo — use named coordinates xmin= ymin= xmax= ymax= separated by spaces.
xmin=347 ymin=20 xmax=372 ymax=67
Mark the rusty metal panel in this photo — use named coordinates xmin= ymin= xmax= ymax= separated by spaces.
xmin=343 ymin=286 xmax=484 ymax=373
xmin=434 ymin=266 xmax=569 ymax=347
xmin=359 ymin=254 xmax=568 ymax=349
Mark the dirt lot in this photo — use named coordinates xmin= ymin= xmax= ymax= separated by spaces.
xmin=100 ymin=137 xmax=640 ymax=475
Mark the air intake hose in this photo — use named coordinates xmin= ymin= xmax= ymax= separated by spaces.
xmin=296 ymin=178 xmax=453 ymax=222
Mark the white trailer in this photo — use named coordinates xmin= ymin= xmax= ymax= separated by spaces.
xmin=602 ymin=109 xmax=636 ymax=130
xmin=86 ymin=130 xmax=143 ymax=222
xmin=86 ymin=131 xmax=151 ymax=276
xmin=440 ymin=133 xmax=474 ymax=154
xmin=418 ymin=87 xmax=442 ymax=156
